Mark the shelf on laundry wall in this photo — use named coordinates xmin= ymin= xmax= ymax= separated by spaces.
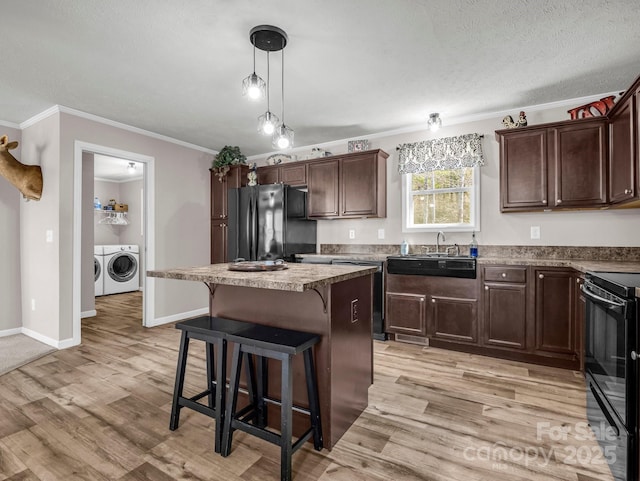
xmin=95 ymin=210 xmax=129 ymax=225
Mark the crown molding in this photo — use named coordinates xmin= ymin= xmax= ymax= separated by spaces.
xmin=18 ymin=105 xmax=218 ymax=155
xmin=0 ymin=119 xmax=21 ymax=130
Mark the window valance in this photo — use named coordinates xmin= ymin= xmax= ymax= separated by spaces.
xmin=397 ymin=133 xmax=485 ymax=174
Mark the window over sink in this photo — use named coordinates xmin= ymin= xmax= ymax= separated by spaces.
xmin=402 ymin=165 xmax=480 ymax=232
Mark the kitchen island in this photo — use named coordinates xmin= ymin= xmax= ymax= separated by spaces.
xmin=148 ymin=263 xmax=376 ymax=449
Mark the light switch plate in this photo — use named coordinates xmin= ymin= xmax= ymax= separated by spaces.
xmin=46 ymin=229 xmax=53 ymax=243
xmin=377 ymin=228 xmax=385 ymax=239
xmin=349 ymin=229 xmax=355 ymax=239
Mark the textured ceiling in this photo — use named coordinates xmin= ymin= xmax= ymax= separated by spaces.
xmin=2 ymin=0 xmax=639 ymax=156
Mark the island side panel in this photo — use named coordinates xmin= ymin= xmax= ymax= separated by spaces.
xmin=209 ymin=284 xmax=335 ymax=446
xmin=329 ymin=274 xmax=373 ymax=448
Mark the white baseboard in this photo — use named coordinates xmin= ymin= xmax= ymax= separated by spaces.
xmin=0 ymin=327 xmax=23 ymax=338
xmin=22 ymin=327 xmax=75 ymax=349
xmin=81 ymin=310 xmax=97 ymax=318
xmin=146 ymin=307 xmax=209 ymax=327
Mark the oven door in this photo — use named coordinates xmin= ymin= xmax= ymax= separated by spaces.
xmin=586 ymin=374 xmax=633 ymax=481
xmin=582 ymin=280 xmax=636 ymax=429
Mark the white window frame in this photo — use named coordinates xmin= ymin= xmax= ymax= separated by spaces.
xmin=401 ymin=165 xmax=481 ymax=233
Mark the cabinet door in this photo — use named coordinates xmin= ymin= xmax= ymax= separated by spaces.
xmin=280 ymin=163 xmax=307 ymax=186
xmin=609 ymin=96 xmax=636 ymax=204
xmin=428 ymin=296 xmax=478 ymax=344
xmin=308 ymin=159 xmax=340 ymax=218
xmin=211 ymin=220 xmax=227 ymax=264
xmin=483 ymin=282 xmax=527 ymax=349
xmin=551 ymin=121 xmax=607 ymax=207
xmin=211 ymin=171 xmax=228 ymax=220
xmin=257 ymin=166 xmax=280 ymax=185
xmin=341 ymin=154 xmax=378 ymax=216
xmin=500 ymin=129 xmax=549 ymax=211
xmin=385 ymin=292 xmax=426 ymax=335
xmin=534 ymin=269 xmax=576 ymax=357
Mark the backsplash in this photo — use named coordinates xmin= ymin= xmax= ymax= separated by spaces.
xmin=320 ymin=244 xmax=640 ymax=261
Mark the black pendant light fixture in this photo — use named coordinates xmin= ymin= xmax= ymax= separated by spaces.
xmin=245 ymin=25 xmax=294 ymax=149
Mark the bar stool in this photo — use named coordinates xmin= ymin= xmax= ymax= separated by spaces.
xmin=169 ymin=315 xmax=255 ymax=453
xmin=221 ymin=324 xmax=323 ymax=481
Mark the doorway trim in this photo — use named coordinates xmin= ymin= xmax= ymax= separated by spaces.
xmin=73 ymin=141 xmax=155 ymax=345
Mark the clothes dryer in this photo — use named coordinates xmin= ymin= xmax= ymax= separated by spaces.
xmin=94 ymin=245 xmax=104 ymax=296
xmin=103 ymin=245 xmax=139 ymax=295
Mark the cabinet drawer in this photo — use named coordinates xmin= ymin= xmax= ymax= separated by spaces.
xmin=484 ymin=266 xmax=527 ymax=283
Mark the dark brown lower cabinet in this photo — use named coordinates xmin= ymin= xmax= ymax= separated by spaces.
xmin=385 ymin=264 xmax=582 ymax=370
xmin=533 ymin=268 xmax=577 ymax=360
xmin=385 ymin=292 xmax=426 ymax=335
xmin=429 ymin=295 xmax=478 ymax=343
xmin=483 ymin=282 xmax=527 ymax=349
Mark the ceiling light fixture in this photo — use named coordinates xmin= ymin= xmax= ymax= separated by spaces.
xmin=257 ymin=51 xmax=279 ymax=136
xmin=428 ymin=113 xmax=442 ymax=132
xmin=127 ymin=162 xmax=137 ymax=174
xmin=242 ymin=36 xmax=266 ymax=100
xmin=245 ymin=25 xmax=294 ymax=150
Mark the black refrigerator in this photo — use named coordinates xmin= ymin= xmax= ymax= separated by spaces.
xmin=227 ymin=184 xmax=317 ymax=261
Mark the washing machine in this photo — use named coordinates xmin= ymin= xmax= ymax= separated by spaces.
xmin=94 ymin=245 xmax=104 ymax=296
xmin=103 ymin=245 xmax=139 ymax=295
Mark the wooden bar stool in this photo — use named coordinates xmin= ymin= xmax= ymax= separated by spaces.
xmin=169 ymin=315 xmax=255 ymax=453
xmin=221 ymin=324 xmax=323 ymax=481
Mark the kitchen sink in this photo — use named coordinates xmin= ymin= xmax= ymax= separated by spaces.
xmin=386 ymin=255 xmax=477 ymax=279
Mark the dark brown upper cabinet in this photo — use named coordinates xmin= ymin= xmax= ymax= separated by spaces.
xmin=609 ymin=92 xmax=638 ymax=205
xmin=307 ymin=149 xmax=388 ymax=219
xmin=496 ymin=118 xmax=607 ymax=212
xmin=256 ymin=163 xmax=307 ymax=187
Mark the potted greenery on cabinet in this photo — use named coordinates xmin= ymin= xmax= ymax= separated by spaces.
xmin=212 ymin=145 xmax=247 ymax=182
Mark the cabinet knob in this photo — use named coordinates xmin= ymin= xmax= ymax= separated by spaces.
xmin=556 ymin=199 xmax=562 ymax=204
xmin=485 ymin=286 xmax=489 ymax=290
xmin=220 ymin=214 xmax=224 ymax=218
xmin=431 ymin=299 xmax=436 ymax=303
xmin=625 ymin=188 xmax=632 ymax=195
xmin=576 ymin=278 xmax=581 ymax=284
xmin=539 ymin=274 xmax=544 ymax=279
xmin=501 ymin=273 xmax=507 ymax=278
xmin=542 ymin=199 xmax=546 ymax=203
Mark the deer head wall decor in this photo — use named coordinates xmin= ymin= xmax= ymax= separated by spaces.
xmin=0 ymin=135 xmax=43 ymax=201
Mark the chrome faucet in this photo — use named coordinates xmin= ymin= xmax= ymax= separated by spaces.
xmin=436 ymin=231 xmax=445 ymax=253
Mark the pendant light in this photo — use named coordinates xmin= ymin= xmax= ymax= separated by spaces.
xmin=245 ymin=25 xmax=294 ymax=149
xmin=428 ymin=113 xmax=442 ymax=132
xmin=272 ymin=44 xmax=294 ymax=150
xmin=242 ymin=39 xmax=266 ymax=100
xmin=257 ymin=51 xmax=279 ymax=135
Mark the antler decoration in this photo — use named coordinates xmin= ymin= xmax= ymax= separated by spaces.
xmin=0 ymin=135 xmax=43 ymax=201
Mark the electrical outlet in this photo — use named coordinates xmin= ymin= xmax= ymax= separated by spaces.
xmin=46 ymin=229 xmax=53 ymax=243
xmin=530 ymin=226 xmax=541 ymax=239
xmin=348 ymin=229 xmax=355 ymax=239
xmin=351 ymin=299 xmax=359 ymax=323
xmin=377 ymin=228 xmax=385 ymax=239
xmin=31 ymin=299 xmax=36 ymax=311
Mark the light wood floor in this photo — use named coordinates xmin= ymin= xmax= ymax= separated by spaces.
xmin=0 ymin=291 xmax=614 ymax=481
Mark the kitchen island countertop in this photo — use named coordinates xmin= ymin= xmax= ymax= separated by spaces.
xmin=147 ymin=263 xmax=376 ymax=292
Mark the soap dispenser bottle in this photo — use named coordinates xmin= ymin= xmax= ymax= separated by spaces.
xmin=400 ymin=240 xmax=409 ymax=256
xmin=469 ymin=232 xmax=478 ymax=258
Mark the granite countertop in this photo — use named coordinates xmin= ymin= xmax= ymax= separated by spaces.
xmin=297 ymin=253 xmax=640 ymax=273
xmin=147 ymin=263 xmax=377 ymax=292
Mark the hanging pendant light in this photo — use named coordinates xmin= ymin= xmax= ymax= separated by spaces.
xmin=272 ymin=41 xmax=294 ymax=149
xmin=242 ymin=40 xmax=266 ymax=100
xmin=257 ymin=51 xmax=279 ymax=135
xmin=428 ymin=113 xmax=442 ymax=132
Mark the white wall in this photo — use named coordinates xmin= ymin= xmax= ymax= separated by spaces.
xmin=20 ymin=114 xmax=61 ymax=342
xmin=81 ymin=152 xmax=95 ymax=314
xmin=0 ymin=126 xmax=23 ymax=333
xmin=257 ymin=105 xmax=640 ymax=248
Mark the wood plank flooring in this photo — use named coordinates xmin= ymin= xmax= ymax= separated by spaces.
xmin=0 ymin=292 xmax=614 ymax=481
